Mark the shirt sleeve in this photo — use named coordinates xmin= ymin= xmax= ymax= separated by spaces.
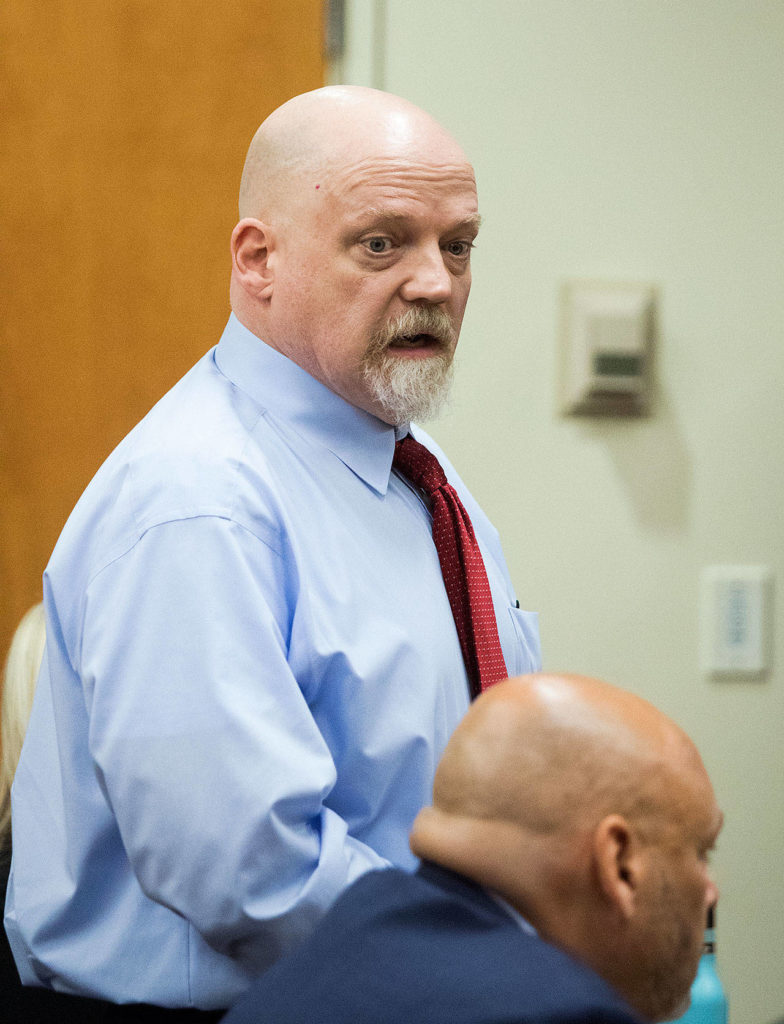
xmin=80 ymin=513 xmax=390 ymax=971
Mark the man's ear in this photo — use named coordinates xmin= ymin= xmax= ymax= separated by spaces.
xmin=592 ymin=814 xmax=646 ymax=921
xmin=231 ymin=218 xmax=276 ymax=300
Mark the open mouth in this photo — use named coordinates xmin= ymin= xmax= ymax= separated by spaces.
xmin=389 ymin=332 xmax=440 ymax=350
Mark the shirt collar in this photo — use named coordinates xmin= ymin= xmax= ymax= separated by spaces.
xmin=214 ymin=314 xmax=409 ymax=496
xmin=487 ymin=890 xmax=538 ymax=936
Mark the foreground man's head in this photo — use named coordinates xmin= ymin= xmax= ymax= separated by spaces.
xmin=411 ymin=673 xmax=723 ymax=1022
xmin=230 ymin=85 xmax=479 ymax=425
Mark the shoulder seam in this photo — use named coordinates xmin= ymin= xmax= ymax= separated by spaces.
xmin=85 ymin=512 xmax=284 ymax=592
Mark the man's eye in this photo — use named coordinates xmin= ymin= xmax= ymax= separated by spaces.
xmin=445 ymin=240 xmax=473 ymax=258
xmin=363 ymin=237 xmax=393 ymax=254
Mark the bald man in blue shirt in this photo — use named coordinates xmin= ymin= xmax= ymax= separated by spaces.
xmin=5 ymin=86 xmax=540 ymax=1017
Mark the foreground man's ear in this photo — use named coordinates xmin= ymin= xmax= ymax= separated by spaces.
xmin=231 ymin=219 xmax=276 ymax=301
xmin=592 ymin=814 xmax=647 ymax=920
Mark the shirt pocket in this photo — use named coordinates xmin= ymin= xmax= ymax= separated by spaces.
xmin=506 ymin=605 xmax=542 ymax=676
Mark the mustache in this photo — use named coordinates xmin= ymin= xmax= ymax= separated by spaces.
xmin=367 ymin=306 xmax=456 ymax=353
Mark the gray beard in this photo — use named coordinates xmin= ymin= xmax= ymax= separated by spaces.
xmin=361 ymin=305 xmax=457 ymax=424
xmin=363 ymin=352 xmax=454 ymax=425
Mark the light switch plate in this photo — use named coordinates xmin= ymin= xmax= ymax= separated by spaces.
xmin=700 ymin=565 xmax=773 ymax=677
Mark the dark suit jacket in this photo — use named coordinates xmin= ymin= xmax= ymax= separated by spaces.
xmin=222 ymin=862 xmax=642 ymax=1024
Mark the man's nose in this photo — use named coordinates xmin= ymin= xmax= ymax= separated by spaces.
xmin=399 ymin=245 xmax=453 ymax=304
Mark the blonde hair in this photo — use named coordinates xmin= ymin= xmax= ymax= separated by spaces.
xmin=0 ymin=603 xmax=46 ymax=847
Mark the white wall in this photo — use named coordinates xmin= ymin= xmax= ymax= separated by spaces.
xmin=338 ymin=3 xmax=784 ymax=1022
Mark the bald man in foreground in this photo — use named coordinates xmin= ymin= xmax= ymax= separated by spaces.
xmin=223 ymin=673 xmax=723 ymax=1024
xmin=6 ymin=87 xmax=540 ymax=1018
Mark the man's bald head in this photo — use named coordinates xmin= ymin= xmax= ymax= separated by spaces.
xmin=411 ymin=674 xmax=722 ymax=1021
xmin=238 ymin=86 xmax=471 ymax=222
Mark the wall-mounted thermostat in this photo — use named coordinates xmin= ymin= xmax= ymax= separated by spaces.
xmin=559 ymin=280 xmax=655 ymax=416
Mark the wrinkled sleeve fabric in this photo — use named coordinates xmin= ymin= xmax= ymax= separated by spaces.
xmin=82 ymin=513 xmax=388 ymax=968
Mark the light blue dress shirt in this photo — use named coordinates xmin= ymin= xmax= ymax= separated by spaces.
xmin=5 ymin=315 xmax=540 ymax=1009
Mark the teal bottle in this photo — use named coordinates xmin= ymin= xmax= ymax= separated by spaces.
xmin=672 ymin=907 xmax=728 ymax=1024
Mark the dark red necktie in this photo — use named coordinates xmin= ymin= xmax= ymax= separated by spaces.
xmin=393 ymin=435 xmax=508 ymax=699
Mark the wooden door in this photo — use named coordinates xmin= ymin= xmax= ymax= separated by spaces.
xmin=0 ymin=1 xmax=326 ymax=656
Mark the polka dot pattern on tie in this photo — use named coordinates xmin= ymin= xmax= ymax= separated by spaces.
xmin=393 ymin=435 xmax=508 ymax=699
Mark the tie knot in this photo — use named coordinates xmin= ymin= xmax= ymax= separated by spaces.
xmin=393 ymin=436 xmax=447 ymax=497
